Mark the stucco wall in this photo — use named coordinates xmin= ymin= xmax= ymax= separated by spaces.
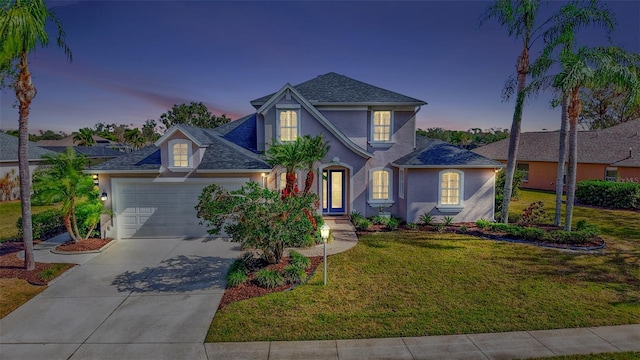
xmin=404 ymin=168 xmax=496 ymax=223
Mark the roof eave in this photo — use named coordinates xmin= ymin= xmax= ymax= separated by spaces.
xmin=392 ymin=163 xmax=505 ymax=169
xmin=311 ymin=101 xmax=427 ymax=107
xmin=196 ymin=168 xmax=272 ymax=174
xmin=83 ymin=169 xmax=162 ymax=174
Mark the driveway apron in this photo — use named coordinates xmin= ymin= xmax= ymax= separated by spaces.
xmin=0 ymin=237 xmax=240 ymax=360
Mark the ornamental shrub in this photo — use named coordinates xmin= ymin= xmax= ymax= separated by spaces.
xmin=283 ymin=265 xmax=306 ymax=285
xmin=518 ymin=201 xmax=546 ymax=226
xmin=17 ymin=209 xmax=65 ymax=240
xmin=419 ymin=212 xmax=434 ymax=225
xmin=385 ymin=217 xmax=400 ymax=231
xmin=576 ymin=180 xmax=640 ymax=209
xmin=254 ymin=269 xmax=284 ymax=289
xmin=289 ymin=251 xmax=311 ymax=270
xmin=355 ymin=218 xmax=371 ymax=231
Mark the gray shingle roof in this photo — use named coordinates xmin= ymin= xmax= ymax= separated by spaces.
xmin=42 ymin=146 xmax=124 ymax=158
xmin=394 ymin=136 xmax=503 ymax=167
xmin=0 ymin=132 xmax=58 ymax=162
xmin=250 ymin=72 xmax=426 ymax=106
xmin=91 ymin=126 xmax=270 ymax=172
xmin=472 ymin=118 xmax=640 ymax=167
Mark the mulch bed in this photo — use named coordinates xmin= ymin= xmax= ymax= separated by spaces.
xmin=0 ymin=238 xmax=109 ymax=285
xmin=55 ymin=238 xmax=112 ymax=252
xmin=218 ymin=255 xmax=323 ymax=309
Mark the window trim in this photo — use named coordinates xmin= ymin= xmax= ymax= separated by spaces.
xmin=277 ymin=108 xmax=300 ymax=142
xmin=368 ymin=167 xmax=394 ymax=206
xmin=437 ymin=169 xmax=464 ymax=213
xmin=168 ymin=139 xmax=193 ymax=171
xmin=398 ymin=168 xmax=405 ymax=200
xmin=369 ymin=110 xmax=394 ymax=146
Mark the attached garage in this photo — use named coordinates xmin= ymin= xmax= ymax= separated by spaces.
xmin=112 ymin=178 xmax=247 ymax=239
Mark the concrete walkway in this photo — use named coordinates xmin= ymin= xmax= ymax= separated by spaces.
xmin=3 ymin=225 xmax=639 ymax=359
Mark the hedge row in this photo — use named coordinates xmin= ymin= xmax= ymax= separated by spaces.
xmin=576 ymin=180 xmax=640 ymax=209
xmin=17 ymin=209 xmax=100 ymax=240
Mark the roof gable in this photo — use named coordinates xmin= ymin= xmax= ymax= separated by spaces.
xmin=256 ymin=83 xmax=372 ymax=159
xmin=251 ymin=72 xmax=426 ymax=107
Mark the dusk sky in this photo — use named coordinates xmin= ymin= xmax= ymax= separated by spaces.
xmin=1 ymin=0 xmax=638 ymax=134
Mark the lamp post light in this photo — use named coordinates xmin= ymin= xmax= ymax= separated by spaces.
xmin=320 ymin=223 xmax=330 ymax=285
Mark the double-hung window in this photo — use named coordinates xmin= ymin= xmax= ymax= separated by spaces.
xmin=168 ymin=139 xmax=192 ymax=170
xmin=278 ymin=109 xmax=298 ymax=142
xmin=369 ymin=168 xmax=393 ymax=206
xmin=437 ymin=170 xmax=464 ymax=212
xmin=371 ymin=110 xmax=392 ymax=143
xmin=517 ymin=163 xmax=530 ymax=182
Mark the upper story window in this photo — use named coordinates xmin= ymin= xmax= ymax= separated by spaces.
xmin=438 ymin=170 xmax=464 ymax=210
xmin=517 ymin=163 xmax=529 ymax=182
xmin=371 ymin=110 xmax=392 ymax=143
xmin=369 ymin=168 xmax=393 ymax=205
xmin=605 ymin=167 xmax=618 ymax=182
xmin=278 ymin=109 xmax=299 ymax=142
xmin=168 ymin=139 xmax=192 ymax=170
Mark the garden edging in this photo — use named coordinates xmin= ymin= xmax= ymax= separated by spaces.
xmin=50 ymin=239 xmax=116 ymax=254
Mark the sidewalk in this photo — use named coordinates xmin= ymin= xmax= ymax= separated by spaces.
xmin=292 ymin=217 xmax=358 ymax=257
xmin=205 ymin=324 xmax=640 ymax=360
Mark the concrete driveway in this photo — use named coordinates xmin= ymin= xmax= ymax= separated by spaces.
xmin=0 ymin=237 xmax=240 ymax=360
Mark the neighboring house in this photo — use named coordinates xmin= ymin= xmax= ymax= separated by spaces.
xmin=41 ymin=146 xmax=124 ymax=166
xmin=92 ymin=72 xmax=502 ymax=240
xmin=38 ymin=135 xmax=130 ymax=152
xmin=0 ymin=132 xmax=58 ymax=201
xmin=473 ymin=119 xmax=640 ymax=191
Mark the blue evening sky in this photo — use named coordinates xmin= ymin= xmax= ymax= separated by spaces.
xmin=1 ymin=0 xmax=638 ymax=134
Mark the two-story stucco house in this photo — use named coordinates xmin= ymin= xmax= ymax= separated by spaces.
xmin=92 ymin=73 xmax=502 ymax=240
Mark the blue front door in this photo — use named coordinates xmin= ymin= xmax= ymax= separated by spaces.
xmin=323 ymin=169 xmax=345 ymax=214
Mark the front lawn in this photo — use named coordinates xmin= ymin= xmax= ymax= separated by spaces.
xmin=0 ymin=201 xmax=61 ymax=242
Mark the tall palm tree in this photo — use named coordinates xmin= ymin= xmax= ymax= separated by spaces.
xmin=553 ymin=46 xmax=639 ymax=230
xmin=265 ymin=139 xmax=307 ymax=196
xmin=73 ymin=127 xmax=96 ymax=146
xmin=481 ymin=0 xmax=542 ymax=223
xmin=32 ymin=148 xmax=100 ymax=243
xmin=531 ymin=0 xmax=615 ymax=227
xmin=301 ymin=134 xmax=330 ymax=195
xmin=0 ymin=0 xmax=72 ymax=270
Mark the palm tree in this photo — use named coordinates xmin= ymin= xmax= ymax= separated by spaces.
xmin=73 ymin=127 xmax=96 ymax=146
xmin=32 ymin=148 xmax=101 ymax=243
xmin=0 ymin=0 xmax=72 ymax=270
xmin=301 ymin=134 xmax=330 ymax=195
xmin=554 ymin=47 xmax=639 ymax=230
xmin=530 ymin=0 xmax=616 ymax=227
xmin=481 ymin=0 xmax=542 ymax=223
xmin=265 ymin=139 xmax=307 ymax=195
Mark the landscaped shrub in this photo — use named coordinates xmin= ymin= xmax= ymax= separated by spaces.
xmin=17 ymin=209 xmax=65 ymax=240
xmin=370 ymin=215 xmax=388 ymax=225
xmin=475 ymin=218 xmax=491 ymax=229
xmin=459 ymin=225 xmax=468 ymax=233
xmin=406 ymin=222 xmax=418 ymax=230
xmin=576 ymin=180 xmax=640 ymax=209
xmin=385 ymin=217 xmax=400 ymax=231
xmin=419 ymin=212 xmax=434 ymax=225
xmin=518 ymin=201 xmax=546 ymax=226
xmin=520 ymin=227 xmax=548 ymax=241
xmin=289 ymin=251 xmax=311 ymax=270
xmin=549 ymin=227 xmax=599 ymax=244
xmin=254 ymin=269 xmax=284 ymax=289
xmin=226 ymin=258 xmax=249 ymax=288
xmin=433 ymin=223 xmax=445 ymax=233
xmin=283 ymin=265 xmax=306 ymax=285
xmin=443 ymin=216 xmax=454 ymax=226
xmin=355 ymin=218 xmax=371 ymax=231
xmin=349 ymin=211 xmax=363 ymax=225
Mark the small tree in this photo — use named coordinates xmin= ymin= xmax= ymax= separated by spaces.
xmin=72 ymin=127 xmax=96 ymax=146
xmin=32 ymin=148 xmax=103 ymax=243
xmin=195 ymin=182 xmax=317 ymax=264
xmin=301 ymin=134 xmax=330 ymax=195
xmin=159 ymin=102 xmax=231 ymax=131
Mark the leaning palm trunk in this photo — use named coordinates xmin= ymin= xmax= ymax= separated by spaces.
xmin=16 ymin=52 xmax=36 ymax=270
xmin=554 ymin=93 xmax=570 ymax=226
xmin=564 ymin=87 xmax=581 ymax=231
xmin=63 ymin=214 xmax=78 ymax=243
xmin=303 ymin=170 xmax=314 ymax=195
xmin=500 ymin=47 xmax=529 ymax=223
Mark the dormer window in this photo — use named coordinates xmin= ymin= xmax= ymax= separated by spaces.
xmin=371 ymin=110 xmax=393 ymax=144
xmin=168 ymin=139 xmax=192 ymax=170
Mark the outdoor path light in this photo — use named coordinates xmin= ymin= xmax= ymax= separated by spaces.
xmin=320 ymin=223 xmax=330 ymax=285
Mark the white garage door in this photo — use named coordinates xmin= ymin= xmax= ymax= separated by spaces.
xmin=113 ymin=179 xmax=246 ymax=239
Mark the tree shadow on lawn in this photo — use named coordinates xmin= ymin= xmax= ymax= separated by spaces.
xmin=112 ymin=255 xmax=233 ymax=293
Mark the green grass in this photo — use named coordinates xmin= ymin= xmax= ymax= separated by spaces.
xmin=0 ymin=201 xmax=61 ymax=242
xmin=0 ymin=279 xmax=46 ymax=319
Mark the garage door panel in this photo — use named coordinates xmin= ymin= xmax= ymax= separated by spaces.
xmin=115 ymin=179 xmax=246 ymax=239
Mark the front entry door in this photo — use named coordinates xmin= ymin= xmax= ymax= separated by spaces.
xmin=323 ymin=170 xmax=345 ymax=214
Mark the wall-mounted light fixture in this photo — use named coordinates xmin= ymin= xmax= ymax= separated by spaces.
xmin=261 ymin=173 xmax=267 ymax=188
xmin=100 ymin=190 xmax=108 ymax=202
xmin=92 ymin=174 xmax=99 ymax=185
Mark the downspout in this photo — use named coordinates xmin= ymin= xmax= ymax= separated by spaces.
xmin=412 ymin=105 xmax=422 ymax=149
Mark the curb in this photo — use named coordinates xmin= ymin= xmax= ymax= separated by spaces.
xmin=50 ymin=239 xmax=117 ymax=255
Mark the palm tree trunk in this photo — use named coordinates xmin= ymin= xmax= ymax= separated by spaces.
xmin=64 ymin=213 xmax=78 ymax=243
xmin=16 ymin=52 xmax=36 ymax=271
xmin=303 ymin=170 xmax=314 ymax=195
xmin=554 ymin=93 xmax=570 ymax=226
xmin=500 ymin=47 xmax=529 ymax=224
xmin=564 ymin=87 xmax=581 ymax=231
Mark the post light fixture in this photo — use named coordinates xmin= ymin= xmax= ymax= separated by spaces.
xmin=92 ymin=174 xmax=99 ymax=185
xmin=100 ymin=190 xmax=108 ymax=202
xmin=320 ymin=223 xmax=330 ymax=285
